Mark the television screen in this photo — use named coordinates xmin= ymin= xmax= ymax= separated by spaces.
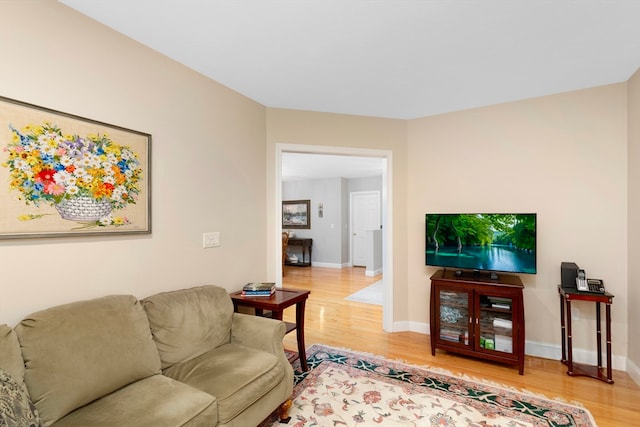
xmin=425 ymin=213 xmax=536 ymax=274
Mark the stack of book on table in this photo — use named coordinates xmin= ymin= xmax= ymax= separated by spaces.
xmin=242 ymin=282 xmax=276 ymax=297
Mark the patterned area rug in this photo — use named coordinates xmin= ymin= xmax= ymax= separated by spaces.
xmin=261 ymin=344 xmax=597 ymax=427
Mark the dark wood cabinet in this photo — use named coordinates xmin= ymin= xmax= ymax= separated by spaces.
xmin=430 ymin=269 xmax=525 ymax=374
xmin=285 ymin=238 xmax=312 ymax=267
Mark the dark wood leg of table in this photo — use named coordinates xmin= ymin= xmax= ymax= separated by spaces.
xmin=308 ymin=245 xmax=312 ymax=266
xmin=596 ymin=302 xmax=602 ymax=368
xmin=560 ymin=293 xmax=566 ymax=363
xmin=430 ymin=288 xmax=436 ymax=356
xmin=296 ymin=300 xmax=308 ymax=371
xmin=566 ymin=299 xmax=574 ymax=374
xmin=606 ymin=303 xmax=613 ymax=383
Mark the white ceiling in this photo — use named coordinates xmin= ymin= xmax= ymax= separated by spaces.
xmin=60 ymin=0 xmax=640 ymax=120
xmin=282 ymin=153 xmax=384 ymax=181
xmin=59 ymin=1 xmax=639 ymax=180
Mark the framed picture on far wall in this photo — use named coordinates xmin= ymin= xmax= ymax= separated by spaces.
xmin=283 ymin=199 xmax=310 ymax=229
xmin=0 ymin=96 xmax=151 ymax=239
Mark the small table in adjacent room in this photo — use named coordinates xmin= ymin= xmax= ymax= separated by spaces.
xmin=558 ymin=285 xmax=615 ymax=384
xmin=230 ymin=288 xmax=311 ymax=371
xmin=285 ymin=238 xmax=313 ymax=267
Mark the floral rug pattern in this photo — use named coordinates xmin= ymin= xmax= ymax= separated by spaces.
xmin=262 ymin=344 xmax=597 ymax=427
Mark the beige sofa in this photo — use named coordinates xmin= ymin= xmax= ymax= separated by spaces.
xmin=0 ymin=285 xmax=293 ymax=427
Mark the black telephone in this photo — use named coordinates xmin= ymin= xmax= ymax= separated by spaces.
xmin=576 ymin=269 xmax=606 ymax=293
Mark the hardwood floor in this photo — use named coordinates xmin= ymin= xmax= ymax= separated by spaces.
xmin=281 ymin=266 xmax=640 ymax=427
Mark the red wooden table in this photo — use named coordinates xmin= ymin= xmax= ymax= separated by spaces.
xmin=230 ymin=288 xmax=310 ymax=371
xmin=558 ymin=285 xmax=614 ymax=384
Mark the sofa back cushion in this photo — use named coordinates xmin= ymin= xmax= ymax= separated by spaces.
xmin=142 ymin=285 xmax=234 ymax=370
xmin=15 ymin=295 xmax=161 ymax=426
xmin=0 ymin=324 xmax=25 ymax=387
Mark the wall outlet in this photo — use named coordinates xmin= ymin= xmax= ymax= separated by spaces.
xmin=203 ymin=232 xmax=220 ymax=248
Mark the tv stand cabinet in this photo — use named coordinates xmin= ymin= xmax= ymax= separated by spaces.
xmin=429 ymin=269 xmax=525 ymax=374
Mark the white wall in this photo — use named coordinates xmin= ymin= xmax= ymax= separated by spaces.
xmin=282 ymin=175 xmax=383 ymax=267
xmin=283 ymin=178 xmax=344 ymax=266
xmin=407 ymin=84 xmax=629 ymax=362
xmin=0 ymin=0 xmax=268 ymax=326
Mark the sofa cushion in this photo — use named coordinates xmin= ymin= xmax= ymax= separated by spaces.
xmin=163 ymin=342 xmax=285 ymax=425
xmin=142 ymin=285 xmax=234 ymax=369
xmin=0 ymin=368 xmax=41 ymax=427
xmin=0 ymin=324 xmax=25 ymax=387
xmin=51 ymin=374 xmax=216 ymax=427
xmin=15 ymin=295 xmax=161 ymax=426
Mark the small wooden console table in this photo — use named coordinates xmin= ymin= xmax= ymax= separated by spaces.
xmin=230 ymin=288 xmax=310 ymax=371
xmin=558 ymin=285 xmax=614 ymax=384
xmin=285 ymin=238 xmax=313 ymax=267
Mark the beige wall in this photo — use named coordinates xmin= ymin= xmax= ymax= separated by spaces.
xmin=628 ymin=68 xmax=640 ymax=380
xmin=0 ymin=1 xmax=268 ymax=326
xmin=407 ymin=85 xmax=629 ymax=360
xmin=1 ymin=0 xmax=638 ymax=374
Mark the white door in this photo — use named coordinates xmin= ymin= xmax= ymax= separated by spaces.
xmin=351 ymin=191 xmax=381 ymax=267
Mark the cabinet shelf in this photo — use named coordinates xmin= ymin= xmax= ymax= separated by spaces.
xmin=430 ymin=269 xmax=525 ymax=375
xmin=480 ymin=307 xmax=512 ymax=314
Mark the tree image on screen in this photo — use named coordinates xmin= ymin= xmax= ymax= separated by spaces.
xmin=426 ymin=214 xmax=536 ymax=274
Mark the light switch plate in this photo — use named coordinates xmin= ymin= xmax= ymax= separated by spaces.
xmin=203 ymin=232 xmax=220 ymax=248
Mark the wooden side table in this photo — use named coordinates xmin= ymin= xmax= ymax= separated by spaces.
xmin=285 ymin=238 xmax=312 ymax=267
xmin=558 ymin=285 xmax=614 ymax=384
xmin=230 ymin=288 xmax=310 ymax=371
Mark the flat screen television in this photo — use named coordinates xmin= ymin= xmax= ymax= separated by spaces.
xmin=425 ymin=213 xmax=536 ymax=275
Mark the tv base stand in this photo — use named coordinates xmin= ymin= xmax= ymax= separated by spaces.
xmin=450 ymin=269 xmax=500 ymax=281
xmin=430 ymin=269 xmax=525 ymax=374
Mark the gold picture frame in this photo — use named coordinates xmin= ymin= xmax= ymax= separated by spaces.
xmin=0 ymin=96 xmax=151 ymax=239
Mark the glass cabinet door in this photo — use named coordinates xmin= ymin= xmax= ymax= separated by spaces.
xmin=477 ymin=295 xmax=514 ymax=353
xmin=438 ymin=289 xmax=471 ymax=346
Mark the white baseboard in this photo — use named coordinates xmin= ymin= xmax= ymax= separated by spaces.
xmin=627 ymin=358 xmax=640 ymax=386
xmin=525 ymin=340 xmax=627 ymax=371
xmin=308 ymin=262 xmax=342 ymax=269
xmin=366 ymin=268 xmax=383 ymax=277
xmin=392 ymin=321 xmax=635 ymax=381
xmin=309 ymin=262 xmax=381 ymax=272
xmin=393 ymin=320 xmax=428 ymax=334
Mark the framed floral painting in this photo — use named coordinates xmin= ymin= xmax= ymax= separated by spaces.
xmin=0 ymin=96 xmax=151 ymax=238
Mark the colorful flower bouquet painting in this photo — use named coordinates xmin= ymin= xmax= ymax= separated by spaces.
xmin=0 ymin=97 xmax=151 ymax=238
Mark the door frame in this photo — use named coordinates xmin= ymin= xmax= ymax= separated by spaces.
xmin=275 ymin=143 xmax=394 ymax=332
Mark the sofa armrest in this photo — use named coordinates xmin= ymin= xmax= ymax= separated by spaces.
xmin=230 ymin=312 xmax=286 ymax=355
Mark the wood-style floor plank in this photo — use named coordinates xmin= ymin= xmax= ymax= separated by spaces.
xmin=281 ymin=266 xmax=640 ymax=427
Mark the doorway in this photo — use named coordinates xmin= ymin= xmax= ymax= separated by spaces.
xmin=275 ymin=143 xmax=394 ymax=332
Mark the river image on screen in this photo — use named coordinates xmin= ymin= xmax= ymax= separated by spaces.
xmin=425 ymin=213 xmax=536 ymax=274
